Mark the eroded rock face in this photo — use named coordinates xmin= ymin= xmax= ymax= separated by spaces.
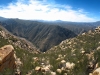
xmin=0 ymin=45 xmax=15 ymax=71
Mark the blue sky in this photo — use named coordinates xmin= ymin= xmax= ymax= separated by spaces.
xmin=0 ymin=0 xmax=100 ymax=22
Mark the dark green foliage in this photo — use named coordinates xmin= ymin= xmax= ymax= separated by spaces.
xmin=0 ymin=36 xmax=9 ymax=47
xmin=0 ymin=28 xmax=2 ymax=31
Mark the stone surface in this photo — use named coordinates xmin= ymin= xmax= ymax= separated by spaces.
xmin=35 ymin=66 xmax=41 ymax=71
xmin=56 ymin=69 xmax=62 ymax=74
xmin=66 ymin=62 xmax=75 ymax=69
xmin=92 ymin=67 xmax=100 ymax=75
xmin=0 ymin=45 xmax=15 ymax=71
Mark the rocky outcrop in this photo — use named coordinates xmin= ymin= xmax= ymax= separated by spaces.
xmin=15 ymin=57 xmax=22 ymax=75
xmin=0 ymin=45 xmax=15 ymax=71
xmin=95 ymin=26 xmax=100 ymax=33
xmin=0 ymin=45 xmax=22 ymax=75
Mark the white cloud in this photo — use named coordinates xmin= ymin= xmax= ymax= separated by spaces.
xmin=0 ymin=0 xmax=97 ymax=22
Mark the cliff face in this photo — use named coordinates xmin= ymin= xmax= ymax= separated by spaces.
xmin=0 ymin=45 xmax=15 ymax=71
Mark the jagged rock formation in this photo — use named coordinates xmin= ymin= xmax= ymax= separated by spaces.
xmin=0 ymin=45 xmax=15 ymax=71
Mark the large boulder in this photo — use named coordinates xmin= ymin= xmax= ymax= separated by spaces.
xmin=56 ymin=69 xmax=62 ymax=74
xmin=0 ymin=45 xmax=15 ymax=71
xmin=92 ymin=67 xmax=100 ymax=75
xmin=66 ymin=62 xmax=75 ymax=69
xmin=35 ymin=66 xmax=41 ymax=71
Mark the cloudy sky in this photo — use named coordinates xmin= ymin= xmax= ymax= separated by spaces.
xmin=0 ymin=0 xmax=100 ymax=22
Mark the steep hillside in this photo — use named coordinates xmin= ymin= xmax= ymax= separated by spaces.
xmin=25 ymin=25 xmax=76 ymax=52
xmin=1 ymin=19 xmax=77 ymax=51
xmin=45 ymin=26 xmax=100 ymax=75
xmin=0 ymin=24 xmax=39 ymax=53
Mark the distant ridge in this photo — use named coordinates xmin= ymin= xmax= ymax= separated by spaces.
xmin=0 ymin=17 xmax=7 ymax=21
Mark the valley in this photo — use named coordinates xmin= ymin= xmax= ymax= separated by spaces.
xmin=0 ymin=18 xmax=98 ymax=51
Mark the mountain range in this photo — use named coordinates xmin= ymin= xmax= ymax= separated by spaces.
xmin=0 ymin=17 xmax=100 ymax=51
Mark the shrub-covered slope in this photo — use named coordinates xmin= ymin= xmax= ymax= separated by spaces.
xmin=46 ymin=27 xmax=100 ymax=75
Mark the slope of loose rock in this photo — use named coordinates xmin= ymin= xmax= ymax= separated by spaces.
xmin=43 ymin=26 xmax=100 ymax=75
